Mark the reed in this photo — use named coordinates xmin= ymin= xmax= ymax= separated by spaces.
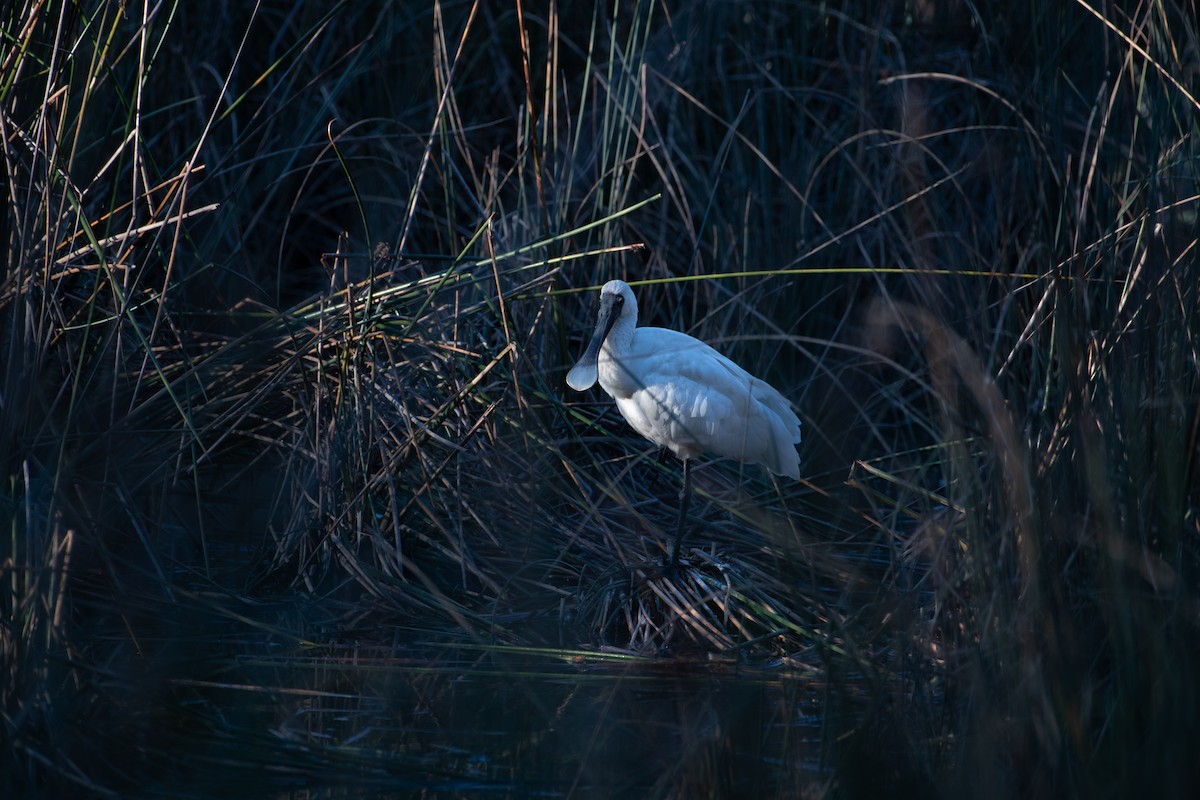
xmin=2 ymin=0 xmax=1197 ymax=795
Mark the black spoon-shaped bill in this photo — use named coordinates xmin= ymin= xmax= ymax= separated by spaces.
xmin=566 ymin=292 xmax=624 ymax=391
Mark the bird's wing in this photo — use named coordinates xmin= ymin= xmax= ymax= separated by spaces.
xmin=626 ymin=328 xmax=801 ymax=476
xmin=613 ymin=330 xmax=736 ymax=449
xmin=632 ymin=328 xmax=779 ymax=409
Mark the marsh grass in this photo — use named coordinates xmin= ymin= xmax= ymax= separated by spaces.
xmin=3 ymin=0 xmax=1199 ymax=796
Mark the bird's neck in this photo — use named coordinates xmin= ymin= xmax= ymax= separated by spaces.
xmin=601 ymin=319 xmax=635 ymax=359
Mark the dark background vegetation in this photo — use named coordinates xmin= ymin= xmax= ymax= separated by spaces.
xmin=3 ymin=0 xmax=1198 ymax=796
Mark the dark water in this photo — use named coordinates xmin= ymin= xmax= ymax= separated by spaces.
xmin=153 ymin=641 xmax=829 ymax=798
xmin=35 ymin=586 xmax=851 ymax=799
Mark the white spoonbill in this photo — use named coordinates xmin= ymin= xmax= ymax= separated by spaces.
xmin=567 ymin=279 xmax=801 ymax=568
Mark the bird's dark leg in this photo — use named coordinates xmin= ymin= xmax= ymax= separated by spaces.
xmin=668 ymin=458 xmax=692 ymax=570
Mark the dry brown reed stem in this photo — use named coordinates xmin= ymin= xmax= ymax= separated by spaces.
xmin=866 ymin=296 xmax=1040 ymax=610
xmin=865 ymin=294 xmax=1095 ymax=773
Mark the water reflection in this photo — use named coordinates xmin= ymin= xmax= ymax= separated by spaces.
xmin=161 ymin=643 xmax=829 ymax=797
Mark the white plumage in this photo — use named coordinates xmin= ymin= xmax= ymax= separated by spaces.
xmin=567 ymin=280 xmax=801 ymax=567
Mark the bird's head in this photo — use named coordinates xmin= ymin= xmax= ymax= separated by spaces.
xmin=566 ymin=280 xmax=637 ymax=391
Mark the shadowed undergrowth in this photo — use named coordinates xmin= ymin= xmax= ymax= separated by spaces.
xmin=3 ymin=0 xmax=1199 ymax=796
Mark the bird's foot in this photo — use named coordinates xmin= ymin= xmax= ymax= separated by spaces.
xmin=655 ymin=551 xmax=684 ymax=579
